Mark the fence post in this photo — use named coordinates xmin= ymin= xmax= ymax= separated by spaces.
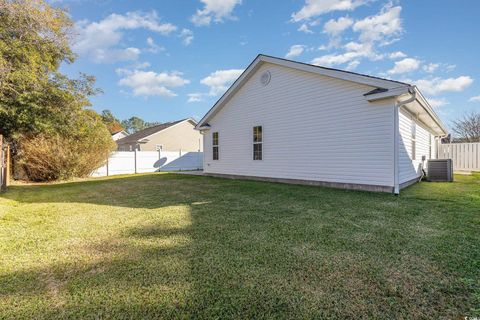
xmin=6 ymin=145 xmax=10 ymax=186
xmin=106 ymin=156 xmax=109 ymax=176
xmin=134 ymin=149 xmax=138 ymax=174
xmin=0 ymin=135 xmax=4 ymax=192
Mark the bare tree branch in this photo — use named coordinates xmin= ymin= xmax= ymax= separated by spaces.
xmin=451 ymin=112 xmax=480 ymax=142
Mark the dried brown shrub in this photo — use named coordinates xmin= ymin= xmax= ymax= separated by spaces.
xmin=16 ymin=110 xmax=116 ymax=181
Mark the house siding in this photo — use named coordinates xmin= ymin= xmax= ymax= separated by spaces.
xmin=118 ymin=121 xmax=203 ymax=152
xmin=203 ymin=63 xmax=395 ymax=188
xmin=141 ymin=121 xmax=202 ymax=152
xmin=398 ymin=107 xmax=435 ymax=185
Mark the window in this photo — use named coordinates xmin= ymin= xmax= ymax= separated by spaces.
xmin=212 ymin=132 xmax=219 ymax=160
xmin=253 ymin=126 xmax=262 ymax=160
xmin=411 ymin=122 xmax=416 ymax=160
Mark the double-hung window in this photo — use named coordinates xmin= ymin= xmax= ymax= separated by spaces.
xmin=212 ymin=132 xmax=219 ymax=160
xmin=253 ymin=126 xmax=262 ymax=160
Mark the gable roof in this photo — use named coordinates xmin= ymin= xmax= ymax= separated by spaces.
xmin=111 ymin=130 xmax=127 ymax=136
xmin=195 ymin=54 xmax=447 ymax=135
xmin=116 ymin=118 xmax=196 ymax=145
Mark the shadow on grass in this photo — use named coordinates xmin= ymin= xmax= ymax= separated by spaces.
xmin=0 ymin=173 xmax=479 ymax=318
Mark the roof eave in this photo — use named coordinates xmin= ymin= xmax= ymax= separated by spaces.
xmin=412 ymin=87 xmax=448 ymax=135
xmin=365 ymin=86 xmax=411 ymax=102
xmin=196 ymin=54 xmax=411 ymax=128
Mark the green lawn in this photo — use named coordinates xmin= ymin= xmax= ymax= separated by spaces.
xmin=0 ymin=173 xmax=479 ymax=319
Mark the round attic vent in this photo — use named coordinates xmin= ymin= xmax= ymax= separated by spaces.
xmin=260 ymin=70 xmax=271 ymax=86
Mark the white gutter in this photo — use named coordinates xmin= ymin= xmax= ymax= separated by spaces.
xmin=394 ymin=87 xmax=416 ymax=195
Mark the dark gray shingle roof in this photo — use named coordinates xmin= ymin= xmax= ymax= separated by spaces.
xmin=116 ymin=119 xmax=189 ymax=145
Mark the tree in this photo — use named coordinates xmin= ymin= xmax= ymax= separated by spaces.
xmin=1 ymin=0 xmax=115 ymax=181
xmin=101 ymin=109 xmax=124 ymax=134
xmin=451 ymin=112 xmax=480 ymax=143
xmin=121 ymin=117 xmax=147 ymax=133
xmin=121 ymin=116 xmax=160 ymax=133
xmin=0 ymin=0 xmax=100 ymax=138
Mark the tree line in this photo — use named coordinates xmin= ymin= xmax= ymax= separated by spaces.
xmin=100 ymin=110 xmax=161 ymax=135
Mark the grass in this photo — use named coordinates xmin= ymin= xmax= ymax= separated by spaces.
xmin=0 ymin=173 xmax=479 ymax=319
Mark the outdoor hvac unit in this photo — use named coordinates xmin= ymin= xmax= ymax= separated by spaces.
xmin=427 ymin=159 xmax=453 ymax=182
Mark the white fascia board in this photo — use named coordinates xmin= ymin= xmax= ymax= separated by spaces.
xmin=365 ymin=86 xmax=411 ymax=102
xmin=412 ymin=87 xmax=448 ymax=135
xmin=259 ymin=55 xmax=407 ymax=90
xmin=195 ymin=57 xmax=263 ymax=129
xmin=195 ymin=54 xmax=411 ymax=129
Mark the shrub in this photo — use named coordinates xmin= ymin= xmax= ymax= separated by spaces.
xmin=16 ymin=110 xmax=116 ymax=181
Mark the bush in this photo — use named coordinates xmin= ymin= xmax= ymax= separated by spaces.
xmin=16 ymin=110 xmax=116 ymax=181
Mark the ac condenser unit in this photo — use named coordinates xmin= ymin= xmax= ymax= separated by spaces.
xmin=427 ymin=159 xmax=453 ymax=182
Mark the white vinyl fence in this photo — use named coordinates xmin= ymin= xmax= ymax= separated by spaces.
xmin=92 ymin=150 xmax=203 ymax=177
xmin=438 ymin=143 xmax=480 ymax=171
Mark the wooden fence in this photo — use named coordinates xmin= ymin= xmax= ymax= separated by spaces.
xmin=437 ymin=142 xmax=480 ymax=171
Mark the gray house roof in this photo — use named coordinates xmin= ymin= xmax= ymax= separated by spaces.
xmin=116 ymin=118 xmax=195 ymax=145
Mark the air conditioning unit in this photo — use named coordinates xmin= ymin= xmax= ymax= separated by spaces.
xmin=427 ymin=159 xmax=453 ymax=182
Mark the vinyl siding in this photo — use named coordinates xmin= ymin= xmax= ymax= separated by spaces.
xmin=398 ymin=107 xmax=435 ymax=184
xmin=203 ymin=63 xmax=396 ymax=187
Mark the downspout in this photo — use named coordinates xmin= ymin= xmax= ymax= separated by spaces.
xmin=394 ymin=87 xmax=416 ymax=195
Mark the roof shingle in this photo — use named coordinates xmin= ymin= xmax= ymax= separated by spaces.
xmin=116 ymin=119 xmax=189 ymax=145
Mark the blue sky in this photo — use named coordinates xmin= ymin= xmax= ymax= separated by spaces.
xmin=57 ymin=0 xmax=480 ymax=128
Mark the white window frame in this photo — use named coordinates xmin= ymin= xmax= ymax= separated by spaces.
xmin=212 ymin=132 xmax=219 ymax=160
xmin=253 ymin=125 xmax=262 ymax=161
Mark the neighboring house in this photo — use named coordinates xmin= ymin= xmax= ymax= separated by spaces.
xmin=111 ymin=130 xmax=128 ymax=141
xmin=195 ymin=54 xmax=447 ymax=194
xmin=117 ymin=118 xmax=202 ymax=152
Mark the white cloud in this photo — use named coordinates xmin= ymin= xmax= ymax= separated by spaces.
xmin=312 ymin=41 xmax=381 ymax=67
xmin=285 ymin=45 xmax=306 ymax=59
xmin=311 ymin=3 xmax=404 ymax=69
xmin=323 ymin=16 xmax=353 ymax=36
xmin=428 ymin=98 xmax=449 ymax=108
xmin=389 ymin=51 xmax=407 ymax=59
xmin=469 ymin=95 xmax=480 ymax=102
xmin=187 ymin=93 xmax=204 ymax=103
xmin=191 ymin=0 xmax=242 ymax=26
xmin=414 ymin=76 xmax=474 ymax=96
xmin=292 ymin=0 xmax=369 ymax=22
xmin=346 ymin=60 xmax=360 ymax=70
xmin=388 ymin=58 xmax=420 ymax=74
xmin=297 ymin=19 xmax=321 ymax=33
xmin=445 ymin=64 xmax=456 ymax=72
xmin=352 ymin=3 xmax=403 ymax=45
xmin=90 ymin=47 xmax=141 ymax=63
xmin=74 ymin=11 xmax=177 ymax=63
xmin=200 ymin=69 xmax=244 ymax=96
xmin=131 ymin=61 xmax=151 ymax=69
xmin=298 ymin=23 xmax=314 ymax=34
xmin=423 ymin=63 xmax=439 ymax=73
xmin=179 ymin=28 xmax=194 ymax=45
xmin=117 ymin=69 xmax=190 ymax=97
xmin=146 ymin=37 xmax=165 ymax=53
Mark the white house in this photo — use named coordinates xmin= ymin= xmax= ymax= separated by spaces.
xmin=111 ymin=130 xmax=128 ymax=141
xmin=195 ymin=55 xmax=448 ymax=194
